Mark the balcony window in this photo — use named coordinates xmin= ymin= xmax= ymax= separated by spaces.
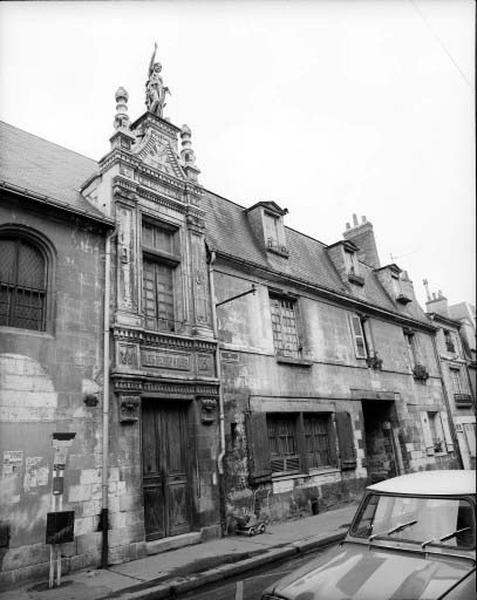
xmin=269 ymin=295 xmax=301 ymax=359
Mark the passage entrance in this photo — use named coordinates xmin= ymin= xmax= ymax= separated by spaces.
xmin=142 ymin=399 xmax=191 ymax=541
xmin=361 ymin=400 xmax=402 ymax=484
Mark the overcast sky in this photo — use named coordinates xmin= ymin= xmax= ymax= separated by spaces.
xmin=0 ymin=0 xmax=474 ymax=308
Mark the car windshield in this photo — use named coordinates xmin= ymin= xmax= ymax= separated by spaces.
xmin=350 ymin=493 xmax=475 ymax=549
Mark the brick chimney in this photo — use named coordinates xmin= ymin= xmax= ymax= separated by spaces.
xmin=425 ymin=290 xmax=449 ymax=317
xmin=343 ymin=214 xmax=380 ymax=269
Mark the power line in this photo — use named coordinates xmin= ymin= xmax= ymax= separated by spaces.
xmin=409 ymin=0 xmax=473 ymax=91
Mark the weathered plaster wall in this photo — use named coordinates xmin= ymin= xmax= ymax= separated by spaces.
xmin=215 ymin=268 xmax=457 ymax=525
xmin=0 ymin=205 xmax=106 ymax=586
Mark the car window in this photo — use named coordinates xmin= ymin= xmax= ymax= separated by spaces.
xmin=350 ymin=494 xmax=475 ymax=549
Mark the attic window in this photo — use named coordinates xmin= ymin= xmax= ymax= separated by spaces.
xmin=344 ymin=249 xmax=364 ymax=286
xmin=264 ymin=211 xmax=288 ymax=257
xmin=392 ymin=272 xmax=412 ymax=305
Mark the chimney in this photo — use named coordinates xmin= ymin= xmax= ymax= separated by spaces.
xmin=425 ymin=288 xmax=449 ymax=317
xmin=343 ymin=214 xmax=380 ymax=269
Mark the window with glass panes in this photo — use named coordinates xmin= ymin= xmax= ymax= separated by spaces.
xmin=304 ymin=414 xmax=332 ymax=468
xmin=0 ymin=236 xmax=47 ymax=331
xmin=269 ymin=295 xmax=300 ymax=358
xmin=142 ymin=221 xmax=178 ymax=332
xmin=267 ymin=414 xmax=300 ymax=474
xmin=450 ymin=368 xmax=464 ymax=394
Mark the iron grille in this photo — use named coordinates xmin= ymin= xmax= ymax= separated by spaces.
xmin=0 ymin=238 xmax=46 ymax=330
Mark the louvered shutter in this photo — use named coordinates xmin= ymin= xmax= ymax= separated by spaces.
xmin=335 ymin=411 xmax=357 ymax=470
xmin=440 ymin=412 xmax=454 ymax=452
xmin=245 ymin=412 xmax=272 ymax=483
xmin=420 ymin=412 xmax=435 ymax=456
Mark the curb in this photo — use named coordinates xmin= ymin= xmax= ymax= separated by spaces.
xmin=105 ymin=528 xmax=347 ymax=600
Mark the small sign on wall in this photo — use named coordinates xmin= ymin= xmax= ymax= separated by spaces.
xmin=45 ymin=511 xmax=75 ymax=545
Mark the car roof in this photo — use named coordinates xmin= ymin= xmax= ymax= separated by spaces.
xmin=367 ymin=470 xmax=476 ymax=496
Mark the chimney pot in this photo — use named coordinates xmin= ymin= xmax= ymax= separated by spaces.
xmin=352 ymin=214 xmax=359 ymax=227
xmin=362 ymin=215 xmax=367 ymax=223
xmin=346 ymin=222 xmax=351 ymax=229
xmin=432 ymin=293 xmax=436 ymax=300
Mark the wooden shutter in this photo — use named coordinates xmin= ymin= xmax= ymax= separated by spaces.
xmin=335 ymin=411 xmax=357 ymax=470
xmin=245 ymin=412 xmax=272 ymax=483
xmin=440 ymin=412 xmax=454 ymax=452
xmin=350 ymin=315 xmax=366 ymax=358
xmin=420 ymin=412 xmax=435 ymax=456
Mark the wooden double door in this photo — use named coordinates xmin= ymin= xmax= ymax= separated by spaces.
xmin=142 ymin=399 xmax=192 ymax=541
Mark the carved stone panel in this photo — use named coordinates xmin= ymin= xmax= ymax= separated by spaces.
xmin=199 ymin=397 xmax=218 ymax=425
xmin=119 ymin=395 xmax=140 ymax=423
xmin=117 ymin=342 xmax=139 ymax=369
xmin=196 ymin=353 xmax=215 ymax=377
xmin=190 ymin=231 xmax=211 ymax=328
xmin=141 ymin=347 xmax=192 ymax=373
xmin=117 ymin=205 xmax=137 ymax=311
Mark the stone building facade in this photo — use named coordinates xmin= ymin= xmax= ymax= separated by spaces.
xmin=425 ymin=292 xmax=476 ymax=470
xmin=0 ymin=58 xmax=467 ymax=586
xmin=205 ymin=205 xmax=460 ymax=524
xmin=81 ymin=96 xmax=221 ymax=562
xmin=0 ymin=121 xmax=113 ymax=586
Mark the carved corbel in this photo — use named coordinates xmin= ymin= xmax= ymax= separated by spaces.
xmin=118 ymin=395 xmax=141 ymax=423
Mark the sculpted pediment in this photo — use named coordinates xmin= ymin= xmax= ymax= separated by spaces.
xmin=131 ymin=130 xmax=184 ymax=179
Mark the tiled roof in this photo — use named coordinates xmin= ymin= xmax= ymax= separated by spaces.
xmin=0 ymin=120 xmax=108 ymax=223
xmin=203 ymin=189 xmax=431 ymax=325
xmin=0 ymin=120 xmax=430 ymax=325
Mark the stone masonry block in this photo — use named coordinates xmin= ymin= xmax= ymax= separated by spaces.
xmin=74 ymin=516 xmax=95 ymax=536
xmin=82 ymin=499 xmax=102 ymax=517
xmin=2 ymin=543 xmax=49 ymax=571
xmin=108 ymin=544 xmax=130 ymax=565
xmin=119 ymin=492 xmax=140 ymax=512
xmin=80 ymin=469 xmax=102 ymax=486
xmin=110 ymin=511 xmax=127 ymax=529
xmin=108 ymin=467 xmax=120 ymax=482
xmin=117 ymin=481 xmax=126 ymax=495
xmin=76 ymin=531 xmax=102 ymax=556
xmin=108 ymin=527 xmax=131 ymax=548
xmin=68 ymin=484 xmax=92 ymax=503
xmin=91 ymin=483 xmax=102 ymax=499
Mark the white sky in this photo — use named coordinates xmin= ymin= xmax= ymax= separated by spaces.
xmin=0 ymin=0 xmax=474 ymax=308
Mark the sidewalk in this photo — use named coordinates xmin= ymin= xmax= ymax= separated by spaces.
xmin=0 ymin=503 xmax=358 ymax=600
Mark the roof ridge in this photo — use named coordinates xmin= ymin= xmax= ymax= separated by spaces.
xmin=0 ymin=119 xmax=97 ymax=164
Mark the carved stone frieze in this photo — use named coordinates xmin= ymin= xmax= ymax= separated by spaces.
xmin=142 ymin=347 xmax=192 ymax=372
xmin=197 ymin=353 xmax=215 ymax=376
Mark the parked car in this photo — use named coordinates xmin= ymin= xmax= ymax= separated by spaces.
xmin=262 ymin=470 xmax=476 ymax=600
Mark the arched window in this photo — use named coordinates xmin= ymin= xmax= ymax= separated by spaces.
xmin=0 ymin=235 xmax=48 ymax=331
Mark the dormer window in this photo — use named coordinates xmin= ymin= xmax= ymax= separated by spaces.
xmin=245 ymin=201 xmax=289 ymax=258
xmin=376 ymin=264 xmax=412 ymax=305
xmin=443 ymin=329 xmax=456 ymax=354
xmin=343 ymin=242 xmax=364 ymax=286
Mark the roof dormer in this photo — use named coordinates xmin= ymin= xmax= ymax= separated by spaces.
xmin=245 ymin=201 xmax=289 ymax=258
xmin=375 ymin=264 xmax=413 ymax=305
xmin=326 ymin=239 xmax=365 ymax=287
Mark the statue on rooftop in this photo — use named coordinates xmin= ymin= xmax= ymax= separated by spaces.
xmin=145 ymin=42 xmax=170 ymax=117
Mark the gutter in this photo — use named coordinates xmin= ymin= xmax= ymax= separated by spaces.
xmin=101 ymin=228 xmax=116 ymax=568
xmin=208 ymin=250 xmax=227 ymax=534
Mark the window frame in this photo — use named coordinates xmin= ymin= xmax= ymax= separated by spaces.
xmin=268 ymin=293 xmax=302 ymax=359
xmin=0 ymin=226 xmax=55 ymax=334
xmin=265 ymin=411 xmax=337 ymax=477
xmin=141 ymin=217 xmax=181 ymax=333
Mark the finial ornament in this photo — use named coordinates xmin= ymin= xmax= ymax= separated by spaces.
xmin=180 ymin=124 xmax=196 ymax=166
xmin=145 ymin=42 xmax=171 ymax=117
xmin=114 ymin=87 xmax=130 ymax=130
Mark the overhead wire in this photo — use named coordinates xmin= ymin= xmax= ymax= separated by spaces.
xmin=409 ymin=0 xmax=474 ymax=91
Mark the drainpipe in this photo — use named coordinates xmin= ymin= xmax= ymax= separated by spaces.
xmin=429 ymin=321 xmax=464 ymax=469
xmin=101 ymin=228 xmax=116 ymax=568
xmin=208 ymin=250 xmax=227 ymax=534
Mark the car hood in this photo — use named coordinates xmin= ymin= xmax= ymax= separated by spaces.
xmin=269 ymin=542 xmax=474 ymax=600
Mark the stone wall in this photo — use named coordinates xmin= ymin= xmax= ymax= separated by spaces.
xmin=0 ymin=202 xmax=107 ymax=587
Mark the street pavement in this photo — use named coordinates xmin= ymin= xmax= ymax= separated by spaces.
xmin=0 ymin=503 xmax=357 ymax=600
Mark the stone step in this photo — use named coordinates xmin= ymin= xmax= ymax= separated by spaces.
xmin=146 ymin=531 xmax=202 ymax=555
